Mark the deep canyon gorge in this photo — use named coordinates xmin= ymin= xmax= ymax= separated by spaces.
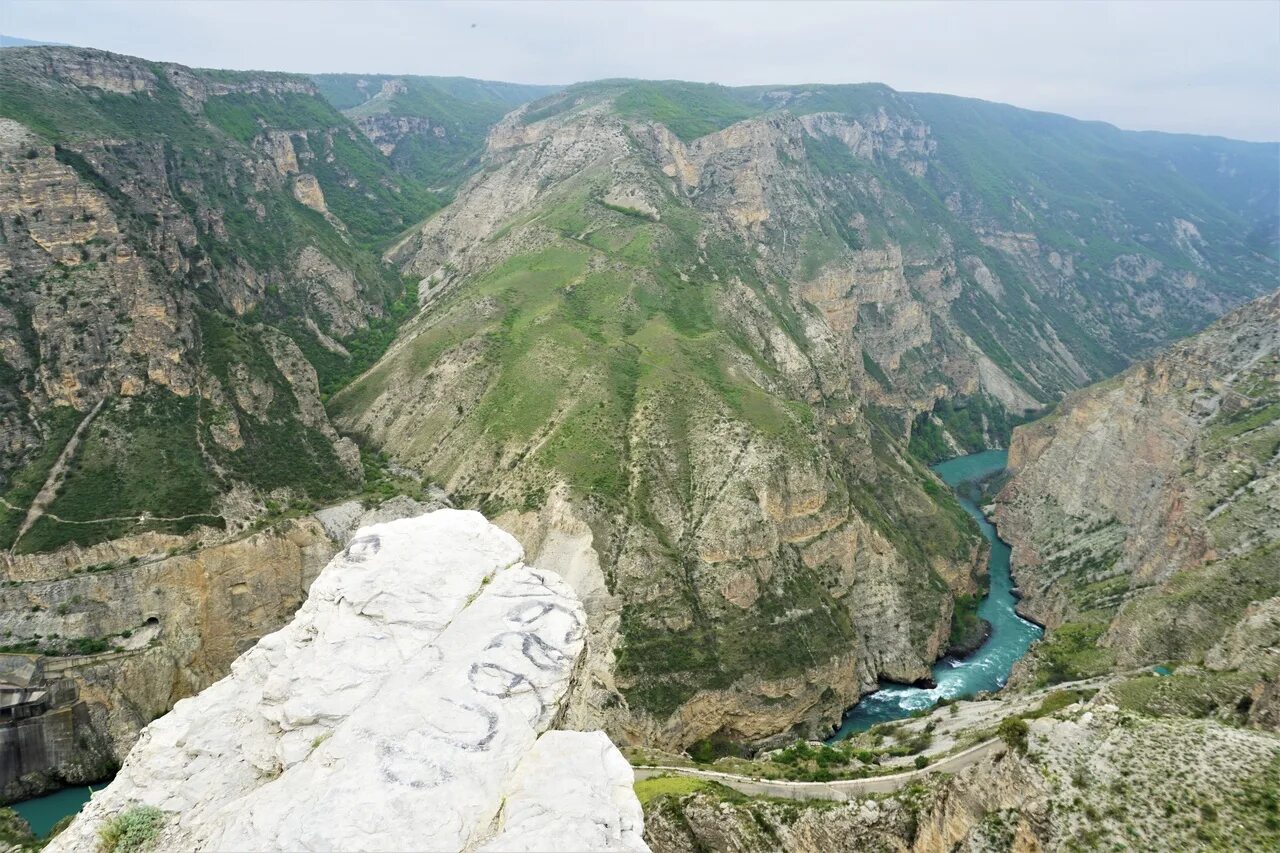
xmin=0 ymin=40 xmax=1276 ymax=852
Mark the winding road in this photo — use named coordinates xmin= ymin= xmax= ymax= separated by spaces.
xmin=633 ymin=737 xmax=1006 ymax=801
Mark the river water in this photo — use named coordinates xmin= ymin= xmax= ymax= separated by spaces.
xmin=10 ymin=784 xmax=96 ymax=838
xmin=828 ymin=449 xmax=1043 ymax=739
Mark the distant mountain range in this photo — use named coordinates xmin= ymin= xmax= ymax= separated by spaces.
xmin=0 ymin=34 xmax=69 ymax=48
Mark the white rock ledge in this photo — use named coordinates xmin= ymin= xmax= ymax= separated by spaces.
xmin=48 ymin=510 xmax=648 ymax=852
xmin=480 ymin=730 xmax=648 ymax=852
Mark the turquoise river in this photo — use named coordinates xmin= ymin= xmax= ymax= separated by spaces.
xmin=11 ymin=784 xmax=96 ymax=838
xmin=829 ymin=449 xmax=1043 ymax=739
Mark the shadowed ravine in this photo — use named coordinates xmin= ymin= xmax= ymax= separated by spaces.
xmin=828 ymin=450 xmax=1044 ymax=739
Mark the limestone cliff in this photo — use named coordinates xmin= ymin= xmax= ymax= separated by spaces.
xmin=48 ymin=511 xmax=647 ymax=852
xmin=996 ymin=289 xmax=1280 ymax=692
xmin=4 ymin=48 xmax=1277 ymax=773
xmin=0 ymin=520 xmax=336 ymax=764
xmin=0 ymin=491 xmax=449 ymax=803
xmin=335 ymin=85 xmax=1014 ymax=749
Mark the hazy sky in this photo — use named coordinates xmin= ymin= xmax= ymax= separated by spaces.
xmin=4 ymin=0 xmax=1278 ymax=141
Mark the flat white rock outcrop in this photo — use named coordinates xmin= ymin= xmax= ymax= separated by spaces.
xmin=49 ymin=510 xmax=648 ymax=852
xmin=480 ymin=730 xmax=648 ymax=852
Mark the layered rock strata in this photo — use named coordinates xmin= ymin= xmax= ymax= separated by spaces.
xmin=996 ymin=289 xmax=1280 ymax=686
xmin=340 ymin=80 xmax=1275 ymax=746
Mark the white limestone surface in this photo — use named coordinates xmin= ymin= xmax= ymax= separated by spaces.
xmin=478 ymin=730 xmax=649 ymax=852
xmin=48 ymin=510 xmax=648 ymax=852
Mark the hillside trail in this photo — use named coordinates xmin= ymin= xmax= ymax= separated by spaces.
xmin=11 ymin=398 xmax=105 ymax=550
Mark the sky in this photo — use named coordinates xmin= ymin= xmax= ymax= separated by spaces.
xmin=3 ymin=0 xmax=1278 ymax=141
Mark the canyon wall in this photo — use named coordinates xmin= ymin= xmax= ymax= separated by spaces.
xmin=996 ymin=290 xmax=1280 ymax=698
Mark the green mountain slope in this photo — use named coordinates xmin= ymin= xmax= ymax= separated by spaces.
xmin=2 ymin=54 xmax=1274 ymax=753
xmin=311 ymin=73 xmax=558 ymax=191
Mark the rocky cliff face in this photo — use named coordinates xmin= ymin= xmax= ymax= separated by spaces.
xmin=0 ymin=48 xmax=566 ymax=809
xmin=0 ymin=46 xmax=446 ymax=555
xmin=0 ymin=519 xmax=336 ymax=764
xmin=3 ymin=50 xmax=1276 ymax=775
xmin=334 ymin=86 xmax=1009 ymax=749
xmin=996 ymin=290 xmax=1280 ymax=692
xmin=333 ymin=81 xmax=1274 ymax=747
xmin=48 ymin=511 xmax=648 ymax=853
xmin=394 ymin=83 xmax=1274 ymax=422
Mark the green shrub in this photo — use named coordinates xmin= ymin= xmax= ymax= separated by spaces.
xmin=997 ymin=717 xmax=1030 ymax=754
xmin=914 ymin=755 xmax=931 ymax=769
xmin=0 ymin=807 xmax=36 ymax=849
xmin=688 ymin=739 xmax=717 ymax=764
xmin=1033 ymin=621 xmax=1114 ymax=685
xmin=48 ymin=813 xmax=76 ymax=839
xmin=71 ymin=637 xmax=109 ymax=656
xmin=97 ymin=806 xmax=164 ymax=853
xmin=816 ymin=746 xmax=849 ymax=767
xmin=612 ymin=81 xmax=760 ymax=142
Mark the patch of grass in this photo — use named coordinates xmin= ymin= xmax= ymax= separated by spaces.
xmin=1024 ymin=688 xmax=1095 ymax=719
xmin=0 ymin=808 xmax=37 ymax=850
xmin=20 ymin=392 xmax=219 ymax=553
xmin=1205 ymin=400 xmax=1280 ymax=444
xmin=202 ymin=91 xmax=339 ymax=143
xmin=199 ymin=313 xmax=358 ymax=501
xmin=633 ymin=776 xmax=731 ymax=806
xmin=862 ymin=351 xmax=891 ymax=389
xmin=1109 ymin=670 xmax=1260 ymax=720
xmin=0 ymin=406 xmax=82 ymax=549
xmin=288 ymin=279 xmax=421 ymax=396
xmin=1032 ymin=621 xmax=1115 ymax=686
xmin=1113 ymin=541 xmax=1280 ymax=664
xmin=303 ymin=127 xmax=440 ymax=247
xmin=0 ymin=56 xmax=207 ymax=146
xmin=616 ymin=555 xmax=859 ymax=718
xmin=613 ymin=81 xmax=761 ymax=142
